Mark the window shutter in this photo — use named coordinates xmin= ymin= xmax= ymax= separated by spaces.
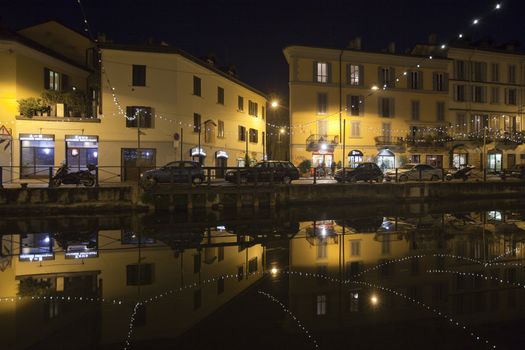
xmin=358 ymin=65 xmax=364 ymax=86
xmin=444 ymin=73 xmax=449 ymax=91
xmin=389 ymin=67 xmax=396 ymax=87
xmin=406 ymin=71 xmax=411 ymax=89
xmin=390 ymin=98 xmax=395 ymax=117
xmin=327 ymin=63 xmax=332 ymax=83
xmin=44 ymin=68 xmax=50 ymax=89
xmin=313 ymin=61 xmax=317 ymax=82
xmin=61 ymin=74 xmax=70 ymax=91
xmin=504 ymin=88 xmax=509 ymax=104
xmin=418 ymin=72 xmax=423 ymax=90
xmin=359 ymin=96 xmax=365 ymax=116
xmin=432 ymin=73 xmax=437 ymax=91
xmin=345 ymin=95 xmax=351 ymax=116
xmin=377 ymin=67 xmax=383 ymax=86
xmin=453 ymin=84 xmax=457 ymax=101
xmin=345 ymin=64 xmax=351 ymax=84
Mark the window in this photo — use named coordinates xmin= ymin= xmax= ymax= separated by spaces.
xmin=132 ymin=65 xmax=146 ymax=86
xmin=408 ymin=71 xmax=422 ymax=89
xmin=125 ymin=106 xmax=153 ymax=128
xmin=315 ymin=62 xmax=330 ymax=83
xmin=491 ymin=87 xmax=500 ymax=104
xmin=347 ymin=95 xmax=363 ymax=116
xmin=217 ymin=86 xmax=224 ymax=104
xmin=379 ymin=67 xmax=395 ymax=88
xmin=503 ymin=116 xmax=520 ymax=133
xmin=378 ymin=97 xmax=394 ymax=118
xmin=262 ymin=132 xmax=265 ymax=146
xmin=350 ymin=121 xmax=360 ymax=137
xmin=506 ymin=88 xmax=517 ymax=105
xmin=508 ymin=64 xmax=516 ymax=83
xmin=249 ymin=128 xmax=258 ymax=143
xmin=436 ymin=101 xmax=445 ymax=122
xmin=238 ymin=125 xmax=246 ymax=141
xmin=248 ymin=257 xmax=258 ymax=273
xmin=217 ymin=277 xmax=225 ymax=294
xmin=410 ymin=155 xmax=420 ymax=163
xmin=470 ymin=115 xmax=489 ymax=133
xmin=193 ymin=76 xmax=201 ymax=96
xmin=471 ymin=61 xmax=486 ymax=81
xmin=20 ymin=136 xmax=55 ymax=178
xmin=316 ymin=295 xmax=327 ymax=316
xmin=217 ymin=120 xmax=225 ymax=138
xmin=261 ymin=106 xmax=265 ymax=120
xmin=491 ymin=63 xmax=499 ymax=82
xmin=204 ymin=121 xmax=214 ymax=143
xmin=411 ymin=100 xmax=420 ymax=121
xmin=350 ymin=240 xmax=361 ymax=256
xmin=348 ymin=292 xmax=360 ymax=312
xmin=193 ymin=113 xmax=201 ymax=133
xmin=455 ymin=84 xmax=466 ymax=102
xmin=472 ymin=86 xmax=485 ymax=103
xmin=248 ymin=100 xmax=258 ymax=116
xmin=126 ymin=264 xmax=154 ymax=285
xmin=348 ymin=64 xmax=362 ymax=85
xmin=317 ymin=93 xmax=328 ymax=115
xmin=193 ymin=254 xmax=201 ymax=273
xmin=238 ymin=96 xmax=244 ymax=111
xmin=317 ymin=242 xmax=327 ymax=259
xmin=44 ymin=68 xmax=61 ymax=91
xmin=433 ymin=72 xmax=447 ymax=91
xmin=455 ymin=60 xmax=466 ymax=80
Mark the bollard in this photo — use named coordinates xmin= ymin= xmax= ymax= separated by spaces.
xmin=48 ymin=166 xmax=54 ymax=188
xmin=95 ymin=166 xmax=99 ymax=187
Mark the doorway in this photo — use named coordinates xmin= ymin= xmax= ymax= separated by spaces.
xmin=215 ymin=156 xmax=228 ymax=178
xmin=487 ymin=151 xmax=502 ymax=172
xmin=312 ymin=153 xmax=333 ymax=167
xmin=377 ymin=149 xmax=395 ymax=170
xmin=507 ymin=154 xmax=516 ymax=169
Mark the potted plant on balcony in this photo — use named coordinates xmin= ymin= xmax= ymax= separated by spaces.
xmin=41 ymin=90 xmax=65 ymax=117
xmin=17 ymin=97 xmax=42 ymax=117
xmin=64 ymin=90 xmax=88 ymax=117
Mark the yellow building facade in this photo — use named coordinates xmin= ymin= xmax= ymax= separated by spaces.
xmin=0 ymin=21 xmax=267 ymax=184
xmin=284 ymin=43 xmax=525 ymax=171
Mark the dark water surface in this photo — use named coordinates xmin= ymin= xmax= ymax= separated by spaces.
xmin=2 ymin=200 xmax=525 ymax=350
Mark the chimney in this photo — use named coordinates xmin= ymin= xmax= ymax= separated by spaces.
xmin=348 ymin=37 xmax=362 ymax=50
xmin=428 ymin=33 xmax=437 ymax=45
xmin=387 ymin=42 xmax=396 ymax=53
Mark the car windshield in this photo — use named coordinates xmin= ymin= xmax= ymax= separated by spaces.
xmin=400 ymin=164 xmax=416 ymax=170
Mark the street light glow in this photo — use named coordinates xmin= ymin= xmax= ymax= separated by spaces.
xmin=271 ymin=267 xmax=279 ymax=276
xmin=280 ymin=128 xmax=285 ymax=134
xmin=271 ymin=100 xmax=279 ymax=108
xmin=371 ymin=85 xmax=379 ymax=91
xmin=370 ymin=294 xmax=379 ymax=305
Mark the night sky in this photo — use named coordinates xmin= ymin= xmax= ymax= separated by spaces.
xmin=2 ymin=0 xmax=524 ymax=101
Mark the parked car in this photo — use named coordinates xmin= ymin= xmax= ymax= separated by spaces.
xmin=501 ymin=164 xmax=525 ymax=179
xmin=140 ymin=161 xmax=205 ymax=189
xmin=334 ymin=162 xmax=383 ymax=183
xmin=385 ymin=163 xmax=442 ymax=182
xmin=225 ymin=161 xmax=299 ymax=184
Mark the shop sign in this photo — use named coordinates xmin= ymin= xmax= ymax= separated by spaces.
xmin=19 ymin=133 xmax=54 ymax=141
xmin=190 ymin=147 xmax=206 ymax=156
xmin=65 ymin=135 xmax=98 ymax=142
xmin=215 ymin=150 xmax=228 ymax=159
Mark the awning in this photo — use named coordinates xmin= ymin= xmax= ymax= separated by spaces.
xmin=190 ymin=147 xmax=206 ymax=157
xmin=215 ymin=150 xmax=228 ymax=159
xmin=378 ymin=149 xmax=394 ymax=156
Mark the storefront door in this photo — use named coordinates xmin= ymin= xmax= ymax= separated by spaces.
xmin=65 ymin=135 xmax=98 ymax=171
xmin=453 ymin=153 xmax=468 ymax=169
xmin=215 ymin=157 xmax=227 ymax=178
xmin=377 ymin=150 xmax=395 ymax=170
xmin=488 ymin=152 xmax=502 ymax=172
xmin=19 ymin=134 xmax=55 ymax=178
xmin=507 ymin=154 xmax=516 ymax=169
xmin=121 ymin=148 xmax=156 ymax=181
xmin=312 ymin=153 xmax=333 ymax=167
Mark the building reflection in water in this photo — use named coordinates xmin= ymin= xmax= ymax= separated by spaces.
xmin=0 ymin=207 xmax=525 ymax=349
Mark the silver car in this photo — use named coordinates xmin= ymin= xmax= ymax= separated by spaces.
xmin=386 ymin=163 xmax=443 ymax=182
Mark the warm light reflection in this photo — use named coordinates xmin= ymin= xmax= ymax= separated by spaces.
xmin=271 ymin=267 xmax=279 ymax=276
xmin=370 ymin=294 xmax=379 ymax=305
xmin=271 ymin=100 xmax=279 ymax=108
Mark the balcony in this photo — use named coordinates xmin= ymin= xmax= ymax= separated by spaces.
xmin=374 ymin=136 xmax=405 ymax=152
xmin=306 ymin=134 xmax=339 ymax=153
xmin=406 ymin=133 xmax=451 ymax=150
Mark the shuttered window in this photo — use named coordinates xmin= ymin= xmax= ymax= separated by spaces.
xmin=317 ymin=93 xmax=328 ymax=114
xmin=132 ymin=65 xmax=146 ymax=86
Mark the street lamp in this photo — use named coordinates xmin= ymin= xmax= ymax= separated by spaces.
xmin=197 ymin=119 xmax=216 ymax=165
xmin=271 ymin=100 xmax=279 ymax=108
xmin=270 ymin=101 xmax=290 ymax=161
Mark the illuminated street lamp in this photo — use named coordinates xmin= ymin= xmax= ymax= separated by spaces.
xmin=271 ymin=100 xmax=279 ymax=108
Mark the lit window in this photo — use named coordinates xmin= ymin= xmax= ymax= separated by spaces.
xmin=316 ymin=62 xmax=328 ymax=83
xmin=316 ymin=295 xmax=327 ymax=315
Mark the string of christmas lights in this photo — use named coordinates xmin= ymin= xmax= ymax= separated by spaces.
xmin=122 ymin=302 xmax=142 ymax=350
xmin=257 ymin=290 xmax=319 ymax=349
xmin=485 ymin=246 xmax=521 ymax=265
xmin=427 ymin=269 xmax=525 ymax=289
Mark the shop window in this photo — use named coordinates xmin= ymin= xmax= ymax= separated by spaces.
xmin=426 ymin=155 xmax=443 ymax=168
xmin=66 ymin=135 xmax=98 ymax=171
xmin=126 ymin=106 xmax=153 ymax=128
xmin=410 ymin=155 xmax=420 ymax=163
xmin=20 ymin=135 xmax=55 ymax=178
xmin=316 ymin=295 xmax=327 ymax=316
xmin=20 ymin=234 xmax=54 ymax=261
xmin=121 ymin=148 xmax=156 ymax=181
xmin=126 ymin=264 xmax=154 ymax=285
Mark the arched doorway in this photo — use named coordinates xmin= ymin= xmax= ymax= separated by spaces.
xmin=190 ymin=147 xmax=206 ymax=165
xmin=377 ymin=149 xmax=395 ymax=171
xmin=348 ymin=150 xmax=363 ymax=168
xmin=487 ymin=149 xmax=503 ymax=172
xmin=215 ymin=151 xmax=228 ymax=178
xmin=451 ymin=145 xmax=469 ymax=169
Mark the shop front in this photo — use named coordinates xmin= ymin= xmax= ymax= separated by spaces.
xmin=215 ymin=150 xmax=228 ymax=178
xmin=312 ymin=152 xmax=333 ymax=167
xmin=377 ymin=149 xmax=395 ymax=170
xmin=0 ymin=126 xmax=12 ymax=183
xmin=19 ymin=133 xmax=55 ymax=178
xmin=425 ymin=154 xmax=443 ymax=168
xmin=190 ymin=147 xmax=206 ymax=165
xmin=348 ymin=150 xmax=363 ymax=168
xmin=65 ymin=135 xmax=98 ymax=171
xmin=488 ymin=149 xmax=503 ymax=172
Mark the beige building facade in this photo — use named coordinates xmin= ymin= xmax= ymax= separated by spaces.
xmin=0 ymin=21 xmax=267 ymax=184
xmin=284 ymin=41 xmax=525 ymax=171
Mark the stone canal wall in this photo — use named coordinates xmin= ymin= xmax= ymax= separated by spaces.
xmin=0 ymin=186 xmax=140 ymax=214
xmin=0 ymin=181 xmax=524 ymax=213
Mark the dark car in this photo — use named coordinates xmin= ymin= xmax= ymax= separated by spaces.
xmin=225 ymin=161 xmax=299 ymax=184
xmin=334 ymin=162 xmax=383 ymax=183
xmin=501 ymin=164 xmax=525 ymax=179
xmin=140 ymin=161 xmax=205 ymax=189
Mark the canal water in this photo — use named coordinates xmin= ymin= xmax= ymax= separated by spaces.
xmin=1 ymin=200 xmax=525 ymax=349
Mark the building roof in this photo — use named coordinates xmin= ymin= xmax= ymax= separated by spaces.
xmin=0 ymin=28 xmax=91 ymax=72
xmin=99 ymin=43 xmax=268 ymax=99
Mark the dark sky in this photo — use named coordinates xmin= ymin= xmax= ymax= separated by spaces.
xmin=2 ymin=0 xmax=524 ymax=101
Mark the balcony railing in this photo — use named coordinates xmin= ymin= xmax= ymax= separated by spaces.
xmin=406 ymin=134 xmax=450 ymax=148
xmin=374 ymin=136 xmax=404 ymax=146
xmin=306 ymin=134 xmax=339 ymax=152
